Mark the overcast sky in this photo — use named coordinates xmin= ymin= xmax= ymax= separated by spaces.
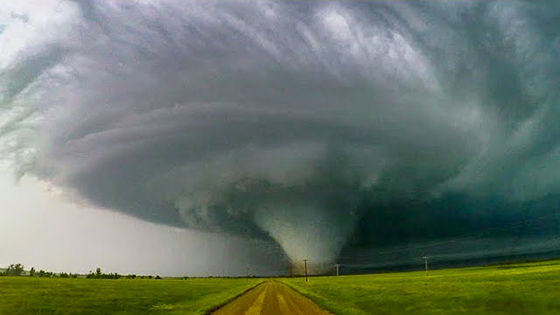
xmin=1 ymin=0 xmax=560 ymax=275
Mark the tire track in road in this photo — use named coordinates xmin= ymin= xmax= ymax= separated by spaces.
xmin=212 ymin=281 xmax=331 ymax=315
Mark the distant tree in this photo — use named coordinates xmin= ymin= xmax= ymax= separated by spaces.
xmin=6 ymin=264 xmax=24 ymax=276
xmin=155 ymin=275 xmax=162 ymax=280
xmin=85 ymin=268 xmax=123 ymax=279
xmin=29 ymin=267 xmax=35 ymax=277
xmin=39 ymin=270 xmax=54 ymax=278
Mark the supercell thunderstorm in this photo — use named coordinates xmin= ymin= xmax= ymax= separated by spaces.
xmin=1 ymin=0 xmax=560 ymax=272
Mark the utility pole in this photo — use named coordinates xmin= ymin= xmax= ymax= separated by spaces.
xmin=304 ymin=259 xmax=308 ymax=282
xmin=246 ymin=267 xmax=249 ymax=281
xmin=335 ymin=263 xmax=340 ymax=276
xmin=423 ymin=256 xmax=429 ymax=275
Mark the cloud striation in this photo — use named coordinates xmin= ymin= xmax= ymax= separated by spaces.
xmin=1 ymin=0 xmax=560 ymax=271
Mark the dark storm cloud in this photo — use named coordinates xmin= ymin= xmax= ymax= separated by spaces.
xmin=1 ymin=0 xmax=559 ymax=268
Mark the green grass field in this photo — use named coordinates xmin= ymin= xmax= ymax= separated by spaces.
xmin=281 ymin=259 xmax=560 ymax=314
xmin=1 ymin=259 xmax=559 ymax=314
xmin=0 ymin=277 xmax=260 ymax=314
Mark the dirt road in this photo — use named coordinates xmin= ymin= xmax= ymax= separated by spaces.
xmin=212 ymin=281 xmax=331 ymax=315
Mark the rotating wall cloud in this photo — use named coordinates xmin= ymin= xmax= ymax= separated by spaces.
xmin=1 ymin=0 xmax=559 ymax=272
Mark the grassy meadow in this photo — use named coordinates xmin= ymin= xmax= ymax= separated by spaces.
xmin=281 ymin=259 xmax=560 ymax=314
xmin=0 ymin=277 xmax=260 ymax=314
xmin=1 ymin=259 xmax=559 ymax=314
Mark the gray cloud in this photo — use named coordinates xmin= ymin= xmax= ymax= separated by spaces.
xmin=1 ymin=0 xmax=559 ymax=270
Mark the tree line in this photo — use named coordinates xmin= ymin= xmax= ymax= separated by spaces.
xmin=0 ymin=264 xmax=162 ymax=279
xmin=0 ymin=264 xmax=79 ymax=278
xmin=85 ymin=267 xmax=162 ymax=279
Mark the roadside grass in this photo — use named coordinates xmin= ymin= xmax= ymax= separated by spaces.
xmin=281 ymin=259 xmax=560 ymax=315
xmin=2 ymin=259 xmax=559 ymax=314
xmin=0 ymin=277 xmax=261 ymax=314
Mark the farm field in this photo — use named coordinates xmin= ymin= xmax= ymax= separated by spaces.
xmin=281 ymin=259 xmax=560 ymax=315
xmin=1 ymin=259 xmax=560 ymax=314
xmin=0 ymin=277 xmax=260 ymax=314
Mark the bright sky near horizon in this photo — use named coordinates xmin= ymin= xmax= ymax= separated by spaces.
xmin=0 ymin=164 xmax=277 ymax=276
